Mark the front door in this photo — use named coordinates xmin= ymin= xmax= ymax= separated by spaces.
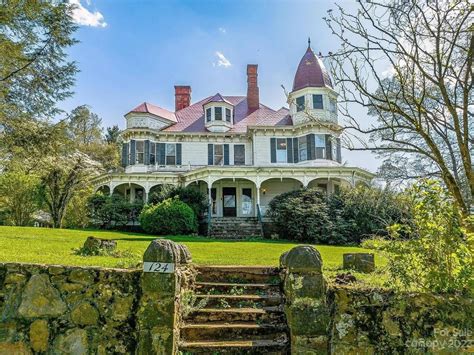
xmin=223 ymin=187 xmax=237 ymax=217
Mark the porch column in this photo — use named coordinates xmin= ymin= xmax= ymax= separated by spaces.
xmin=256 ymin=182 xmax=261 ymax=218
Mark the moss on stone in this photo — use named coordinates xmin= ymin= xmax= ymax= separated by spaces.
xmin=29 ymin=319 xmax=49 ymax=352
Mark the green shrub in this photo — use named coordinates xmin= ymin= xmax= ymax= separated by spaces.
xmin=268 ymin=186 xmax=411 ymax=245
xmin=385 ymin=179 xmax=473 ymax=294
xmin=139 ymin=197 xmax=197 ymax=235
xmin=149 ymin=185 xmax=207 ymax=219
xmin=267 ymin=189 xmax=333 ymax=243
xmin=327 ymin=186 xmax=413 ymax=244
xmin=87 ymin=193 xmax=134 ymax=229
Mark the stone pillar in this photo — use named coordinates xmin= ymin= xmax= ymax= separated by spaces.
xmin=280 ymin=245 xmax=330 ymax=354
xmin=137 ymin=239 xmax=191 ymax=355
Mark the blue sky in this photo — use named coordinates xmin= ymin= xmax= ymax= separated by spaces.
xmin=63 ymin=0 xmax=380 ymax=172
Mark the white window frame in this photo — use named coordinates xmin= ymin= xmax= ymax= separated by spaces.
xmin=165 ymin=143 xmax=176 ymax=165
xmin=136 ymin=140 xmax=144 ymax=164
xmin=276 ymin=138 xmax=287 ymax=163
xmin=315 ymin=135 xmax=326 ymax=159
xmin=214 ymin=144 xmax=224 ymax=165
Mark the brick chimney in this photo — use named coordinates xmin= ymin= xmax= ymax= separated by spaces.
xmin=174 ymin=86 xmax=191 ymax=111
xmin=247 ymin=64 xmax=259 ymax=111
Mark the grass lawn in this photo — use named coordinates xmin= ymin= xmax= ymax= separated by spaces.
xmin=0 ymin=226 xmax=386 ymax=274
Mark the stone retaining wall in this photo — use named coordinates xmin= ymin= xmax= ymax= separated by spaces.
xmin=328 ymin=287 xmax=473 ymax=354
xmin=0 ymin=262 xmax=141 ymax=354
xmin=1 ymin=242 xmax=472 ymax=354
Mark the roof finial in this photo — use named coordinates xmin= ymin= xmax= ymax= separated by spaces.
xmin=308 ymin=37 xmax=311 ymax=48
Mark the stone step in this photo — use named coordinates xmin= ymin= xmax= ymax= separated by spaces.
xmin=179 ymin=338 xmax=289 ymax=354
xmin=194 ymin=294 xmax=283 ymax=308
xmin=195 ymin=266 xmax=281 ymax=284
xmin=185 ymin=307 xmax=285 ymax=323
xmin=195 ymin=281 xmax=280 ymax=295
xmin=180 ymin=322 xmax=287 ymax=342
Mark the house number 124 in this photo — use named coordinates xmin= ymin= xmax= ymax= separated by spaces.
xmin=143 ymin=262 xmax=175 ymax=273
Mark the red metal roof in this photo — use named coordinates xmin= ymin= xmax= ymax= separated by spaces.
xmin=128 ymin=102 xmax=177 ymax=122
xmin=159 ymin=96 xmax=292 ymax=133
xmin=292 ymin=46 xmax=333 ymax=91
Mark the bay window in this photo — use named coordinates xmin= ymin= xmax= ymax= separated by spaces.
xmin=215 ymin=107 xmax=222 ymax=120
xmin=136 ymin=141 xmax=144 ymax=164
xmin=315 ymin=135 xmax=326 ymax=159
xmin=165 ymin=143 xmax=176 ymax=165
xmin=298 ymin=136 xmax=307 ymax=161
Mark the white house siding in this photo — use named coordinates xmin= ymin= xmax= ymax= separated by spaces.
xmin=259 ymin=179 xmax=302 ymax=214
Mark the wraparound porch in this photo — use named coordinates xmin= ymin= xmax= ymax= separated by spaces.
xmin=92 ymin=166 xmax=374 ymax=218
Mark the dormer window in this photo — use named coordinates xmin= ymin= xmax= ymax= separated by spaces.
xmin=215 ymin=107 xmax=222 ymax=120
xmin=203 ymin=94 xmax=234 ymax=132
xmin=313 ymin=94 xmax=323 ymax=109
xmin=296 ymin=96 xmax=305 ymax=112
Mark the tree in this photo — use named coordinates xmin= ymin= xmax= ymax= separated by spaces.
xmin=105 ymin=125 xmax=121 ymax=144
xmin=67 ymin=105 xmax=119 ymax=170
xmin=39 ymin=152 xmax=101 ymax=228
xmin=325 ymin=0 xmax=473 ymax=215
xmin=0 ymin=1 xmax=77 ymax=120
xmin=67 ymin=105 xmax=103 ymax=146
xmin=0 ymin=165 xmax=40 ymax=226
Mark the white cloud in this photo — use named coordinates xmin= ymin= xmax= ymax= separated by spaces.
xmin=215 ymin=51 xmax=231 ymax=68
xmin=69 ymin=0 xmax=107 ymax=28
xmin=381 ymin=64 xmax=396 ymax=78
xmin=218 ymin=27 xmax=227 ymax=34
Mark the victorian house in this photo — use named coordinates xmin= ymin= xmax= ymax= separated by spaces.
xmin=93 ymin=42 xmax=374 ymax=235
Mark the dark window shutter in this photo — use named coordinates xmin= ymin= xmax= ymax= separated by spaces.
xmin=286 ymin=138 xmax=293 ymax=163
xmin=121 ymin=142 xmax=129 ymax=167
xmin=293 ymin=138 xmax=299 ymax=163
xmin=130 ymin=140 xmax=136 ymax=165
xmin=307 ymin=134 xmax=315 ymax=160
xmin=270 ymin=138 xmax=276 ymax=163
xmin=223 ymin=144 xmax=229 ymax=165
xmin=336 ymin=138 xmax=342 ymax=163
xmin=208 ymin=144 xmax=214 ymax=165
xmin=176 ymin=143 xmax=182 ymax=165
xmin=325 ymin=134 xmax=332 ymax=160
xmin=157 ymin=143 xmax=165 ymax=165
xmin=144 ymin=140 xmax=150 ymax=165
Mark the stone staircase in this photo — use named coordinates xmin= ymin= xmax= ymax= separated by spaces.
xmin=179 ymin=266 xmax=289 ymax=354
xmin=209 ymin=217 xmax=263 ymax=239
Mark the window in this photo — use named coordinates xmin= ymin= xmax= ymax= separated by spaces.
xmin=214 ymin=144 xmax=224 ymax=165
xmin=315 ymin=135 xmax=326 ymax=159
xmin=234 ymin=144 xmax=245 ymax=165
xmin=332 ymin=138 xmax=338 ymax=161
xmin=165 ymin=143 xmax=176 ymax=165
xmin=329 ymin=98 xmax=337 ymax=114
xmin=206 ymin=108 xmax=212 ymax=122
xmin=215 ymin=107 xmax=222 ymax=120
xmin=298 ymin=136 xmax=307 ymax=161
xmin=225 ymin=108 xmax=231 ymax=122
xmin=136 ymin=141 xmax=144 ymax=164
xmin=242 ymin=188 xmax=252 ymax=215
xmin=296 ymin=96 xmax=305 ymax=112
xmin=150 ymin=142 xmax=156 ymax=165
xmin=313 ymin=94 xmax=323 ymax=109
xmin=135 ymin=188 xmax=144 ymax=202
xmin=276 ymin=138 xmax=287 ymax=163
